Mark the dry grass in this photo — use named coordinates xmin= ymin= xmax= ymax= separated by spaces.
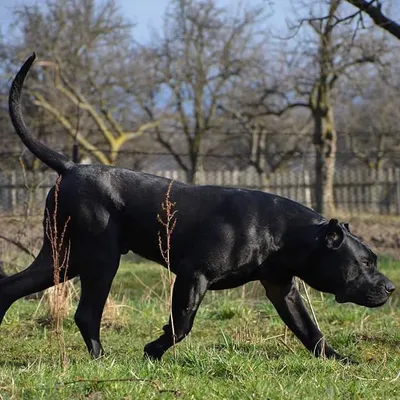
xmin=101 ymin=295 xmax=130 ymax=329
xmin=42 ymin=283 xmax=73 ymax=323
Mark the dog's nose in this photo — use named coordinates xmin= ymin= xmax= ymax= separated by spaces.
xmin=385 ymin=282 xmax=396 ymax=295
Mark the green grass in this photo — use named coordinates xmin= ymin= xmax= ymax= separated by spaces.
xmin=0 ymin=257 xmax=399 ymax=399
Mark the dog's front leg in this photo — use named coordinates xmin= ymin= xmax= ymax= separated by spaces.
xmin=261 ymin=277 xmax=353 ymax=363
xmin=144 ymin=272 xmax=209 ymax=360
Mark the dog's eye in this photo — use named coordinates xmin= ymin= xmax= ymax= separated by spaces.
xmin=362 ymin=260 xmax=373 ymax=268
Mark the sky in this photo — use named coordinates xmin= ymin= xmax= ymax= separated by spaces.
xmin=0 ymin=0 xmax=291 ymax=42
xmin=1 ymin=0 xmax=399 ymax=41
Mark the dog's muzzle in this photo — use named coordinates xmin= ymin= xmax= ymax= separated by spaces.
xmin=335 ymin=277 xmax=395 ymax=308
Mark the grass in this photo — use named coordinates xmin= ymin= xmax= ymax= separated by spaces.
xmin=0 ymin=257 xmax=399 ymax=399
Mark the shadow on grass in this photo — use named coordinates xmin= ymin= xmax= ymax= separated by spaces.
xmin=355 ymin=333 xmax=400 ymax=349
xmin=0 ymin=360 xmax=31 ymax=368
xmin=203 ymin=341 xmax=291 ymax=360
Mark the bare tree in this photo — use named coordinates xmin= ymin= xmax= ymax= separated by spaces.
xmin=218 ymin=103 xmax=311 ymax=181
xmin=242 ymin=0 xmax=387 ymax=214
xmin=30 ymin=58 xmax=161 ymax=166
xmin=2 ymin=0 xmax=162 ymax=167
xmin=305 ymin=0 xmax=400 ymax=172
xmin=336 ymin=72 xmax=400 ymax=172
xmin=142 ymin=0 xmax=269 ymax=183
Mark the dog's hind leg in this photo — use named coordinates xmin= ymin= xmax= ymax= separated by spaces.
xmin=74 ymin=259 xmax=119 ymax=359
xmin=144 ymin=272 xmax=209 ymax=360
xmin=0 ymin=243 xmax=77 ymax=324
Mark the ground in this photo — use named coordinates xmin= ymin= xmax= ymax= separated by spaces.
xmin=0 ymin=257 xmax=399 ymax=399
xmin=340 ymin=213 xmax=400 ymax=259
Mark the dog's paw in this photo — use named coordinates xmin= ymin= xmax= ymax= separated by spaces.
xmin=316 ymin=345 xmax=358 ymax=365
xmin=143 ymin=342 xmax=164 ymax=361
xmin=325 ymin=347 xmax=358 ymax=365
xmin=89 ymin=342 xmax=104 ymax=360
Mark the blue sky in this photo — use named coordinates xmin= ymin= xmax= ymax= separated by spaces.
xmin=2 ymin=0 xmax=398 ymax=46
xmin=0 ymin=0 xmax=291 ymax=41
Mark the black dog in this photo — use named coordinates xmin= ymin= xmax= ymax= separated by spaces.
xmin=3 ymin=54 xmax=395 ymax=362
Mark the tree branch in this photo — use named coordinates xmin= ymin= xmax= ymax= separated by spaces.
xmin=31 ymin=92 xmax=111 ymax=165
xmin=36 ymin=60 xmax=117 ymax=146
xmin=0 ymin=234 xmax=35 ymax=258
xmin=113 ymin=120 xmax=163 ymax=150
xmin=142 ymin=105 xmax=188 ymax=172
xmin=346 ymin=0 xmax=400 ymax=39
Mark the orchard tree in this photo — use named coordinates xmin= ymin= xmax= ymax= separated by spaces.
xmin=3 ymin=0 xmax=162 ymax=167
xmin=144 ymin=0 xmax=270 ymax=183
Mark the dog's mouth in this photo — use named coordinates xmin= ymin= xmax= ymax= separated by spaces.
xmin=335 ymin=277 xmax=395 ymax=308
xmin=366 ymin=298 xmax=389 ymax=308
xmin=335 ymin=291 xmax=390 ymax=308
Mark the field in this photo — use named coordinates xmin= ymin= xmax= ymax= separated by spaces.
xmin=0 ymin=256 xmax=399 ymax=399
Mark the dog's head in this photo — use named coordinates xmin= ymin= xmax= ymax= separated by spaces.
xmin=300 ymin=219 xmax=395 ymax=308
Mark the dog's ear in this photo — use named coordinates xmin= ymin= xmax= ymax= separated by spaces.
xmin=343 ymin=222 xmax=350 ymax=232
xmin=325 ymin=219 xmax=344 ymax=250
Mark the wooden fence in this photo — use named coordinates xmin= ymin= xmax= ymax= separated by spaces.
xmin=0 ymin=167 xmax=400 ymax=215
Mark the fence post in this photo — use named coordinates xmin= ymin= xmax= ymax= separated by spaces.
xmin=275 ymin=171 xmax=282 ymax=197
xmin=369 ymin=169 xmax=378 ymax=214
xmin=261 ymin=172 xmax=268 ymax=192
xmin=172 ymin=170 xmax=179 ymax=182
xmin=232 ymin=169 xmax=239 ymax=187
xmin=387 ymin=167 xmax=394 ymax=214
xmin=356 ymin=167 xmax=364 ymax=213
xmin=216 ymin=170 xmax=223 ymax=186
xmin=304 ymin=170 xmax=312 ymax=209
xmin=11 ymin=170 xmax=17 ymax=216
xmin=223 ymin=170 xmax=231 ymax=187
xmin=396 ymin=168 xmax=400 ymax=216
xmin=0 ymin=172 xmax=7 ymax=213
xmin=289 ymin=169 xmax=296 ymax=201
xmin=245 ymin=168 xmax=252 ymax=189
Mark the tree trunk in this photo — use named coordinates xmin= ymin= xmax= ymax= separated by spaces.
xmin=187 ymin=150 xmax=199 ymax=184
xmin=313 ymin=102 xmax=337 ymax=215
xmin=186 ymin=168 xmax=196 ymax=184
xmin=310 ymin=1 xmax=339 ymax=216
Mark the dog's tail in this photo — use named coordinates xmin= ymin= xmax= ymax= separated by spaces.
xmin=9 ymin=53 xmax=75 ymax=175
xmin=0 ymin=262 xmax=6 ymax=279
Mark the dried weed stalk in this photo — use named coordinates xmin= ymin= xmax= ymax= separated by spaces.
xmin=157 ymin=181 xmax=178 ymax=360
xmin=45 ymin=175 xmax=71 ymax=369
xmin=298 ymin=278 xmax=325 ymax=357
